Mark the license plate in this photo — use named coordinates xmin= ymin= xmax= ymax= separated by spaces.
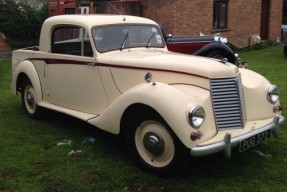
xmin=239 ymin=130 xmax=271 ymax=152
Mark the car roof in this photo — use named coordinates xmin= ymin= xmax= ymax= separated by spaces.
xmin=40 ymin=14 xmax=160 ymax=53
xmin=44 ymin=14 xmax=158 ymax=29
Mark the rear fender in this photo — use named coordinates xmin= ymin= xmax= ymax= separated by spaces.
xmin=12 ymin=60 xmax=42 ymax=103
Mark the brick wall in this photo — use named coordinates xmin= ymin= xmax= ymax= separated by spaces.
xmin=228 ymin=0 xmax=262 ymax=36
xmin=142 ymin=0 xmax=175 ymax=34
xmin=142 ymin=0 xmax=283 ymax=41
xmin=173 ymin=0 xmax=213 ymax=35
xmin=269 ymin=0 xmax=284 ymax=41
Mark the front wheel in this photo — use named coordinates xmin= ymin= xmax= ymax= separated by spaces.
xmin=21 ymin=79 xmax=42 ymax=118
xmin=206 ymin=50 xmax=235 ymax=64
xmin=126 ymin=109 xmax=189 ymax=177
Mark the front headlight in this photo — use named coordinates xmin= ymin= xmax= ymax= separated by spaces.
xmin=188 ymin=106 xmax=205 ymax=128
xmin=267 ymin=85 xmax=280 ymax=103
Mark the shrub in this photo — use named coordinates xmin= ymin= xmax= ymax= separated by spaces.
xmin=0 ymin=0 xmax=48 ymax=48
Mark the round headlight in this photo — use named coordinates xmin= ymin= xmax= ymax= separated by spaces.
xmin=267 ymin=85 xmax=280 ymax=103
xmin=188 ymin=106 xmax=205 ymax=128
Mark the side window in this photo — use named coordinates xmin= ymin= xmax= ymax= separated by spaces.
xmin=213 ymin=0 xmax=228 ymax=30
xmin=52 ymin=26 xmax=93 ymax=57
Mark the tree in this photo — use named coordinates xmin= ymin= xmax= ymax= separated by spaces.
xmin=18 ymin=0 xmax=47 ymax=9
xmin=0 ymin=0 xmax=48 ymax=47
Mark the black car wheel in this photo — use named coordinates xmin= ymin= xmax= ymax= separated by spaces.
xmin=284 ymin=45 xmax=287 ymax=57
xmin=206 ymin=50 xmax=235 ymax=63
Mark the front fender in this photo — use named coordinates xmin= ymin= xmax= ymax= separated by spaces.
xmin=12 ymin=60 xmax=42 ymax=103
xmin=240 ymin=68 xmax=280 ymax=120
xmin=193 ymin=43 xmax=236 ymax=63
xmin=88 ymin=82 xmax=215 ymax=148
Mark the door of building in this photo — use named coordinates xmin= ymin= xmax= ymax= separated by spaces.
xmin=260 ymin=0 xmax=270 ymax=40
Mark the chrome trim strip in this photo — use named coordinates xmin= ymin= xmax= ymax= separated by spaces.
xmin=190 ymin=116 xmax=285 ymax=157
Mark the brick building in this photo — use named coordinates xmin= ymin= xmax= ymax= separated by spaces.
xmin=50 ymin=0 xmax=283 ymax=42
xmin=141 ymin=0 xmax=283 ymax=42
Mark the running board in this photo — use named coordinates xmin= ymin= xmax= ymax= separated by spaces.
xmin=38 ymin=102 xmax=98 ymax=121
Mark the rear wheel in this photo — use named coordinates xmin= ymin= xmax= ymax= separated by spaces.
xmin=284 ymin=45 xmax=287 ymax=57
xmin=21 ymin=79 xmax=42 ymax=118
xmin=125 ymin=108 xmax=189 ymax=177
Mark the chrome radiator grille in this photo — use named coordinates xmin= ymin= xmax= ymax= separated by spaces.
xmin=210 ymin=75 xmax=246 ymax=130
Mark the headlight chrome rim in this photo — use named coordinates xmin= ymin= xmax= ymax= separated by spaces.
xmin=188 ymin=106 xmax=205 ymax=129
xmin=268 ymin=85 xmax=280 ymax=103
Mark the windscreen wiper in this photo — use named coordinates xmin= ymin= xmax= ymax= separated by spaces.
xmin=146 ymin=32 xmax=155 ymax=48
xmin=120 ymin=31 xmax=129 ymax=51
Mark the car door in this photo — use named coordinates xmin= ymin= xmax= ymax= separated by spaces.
xmin=46 ymin=25 xmax=107 ymax=115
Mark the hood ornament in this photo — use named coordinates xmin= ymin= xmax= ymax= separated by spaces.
xmin=145 ymin=72 xmax=156 ymax=86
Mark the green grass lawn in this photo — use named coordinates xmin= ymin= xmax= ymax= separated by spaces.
xmin=1 ymin=45 xmax=287 ymax=192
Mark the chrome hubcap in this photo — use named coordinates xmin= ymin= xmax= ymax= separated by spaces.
xmin=26 ymin=91 xmax=34 ymax=107
xmin=135 ymin=121 xmax=175 ymax=167
xmin=143 ymin=132 xmax=165 ymax=156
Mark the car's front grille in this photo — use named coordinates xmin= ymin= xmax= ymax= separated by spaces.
xmin=210 ymin=75 xmax=246 ymax=130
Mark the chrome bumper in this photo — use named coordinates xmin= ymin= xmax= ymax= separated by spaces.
xmin=190 ymin=115 xmax=285 ymax=158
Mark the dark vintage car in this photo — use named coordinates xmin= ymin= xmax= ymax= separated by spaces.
xmin=162 ymin=29 xmax=242 ymax=65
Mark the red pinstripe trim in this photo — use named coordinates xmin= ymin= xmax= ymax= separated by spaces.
xmin=28 ymin=58 xmax=209 ymax=79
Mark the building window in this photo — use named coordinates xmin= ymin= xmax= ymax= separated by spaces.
xmin=213 ymin=0 xmax=228 ymax=30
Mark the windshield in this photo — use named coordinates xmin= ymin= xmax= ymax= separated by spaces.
xmin=92 ymin=24 xmax=165 ymax=52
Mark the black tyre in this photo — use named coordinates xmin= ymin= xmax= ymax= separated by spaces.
xmin=125 ymin=108 xmax=189 ymax=177
xmin=284 ymin=45 xmax=287 ymax=57
xmin=21 ymin=79 xmax=42 ymax=118
xmin=206 ymin=50 xmax=235 ymax=63
xmin=207 ymin=51 xmax=227 ymax=59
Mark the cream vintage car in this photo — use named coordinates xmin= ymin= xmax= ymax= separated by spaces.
xmin=12 ymin=15 xmax=284 ymax=176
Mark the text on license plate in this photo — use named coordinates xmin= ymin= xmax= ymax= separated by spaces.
xmin=239 ymin=130 xmax=271 ymax=152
